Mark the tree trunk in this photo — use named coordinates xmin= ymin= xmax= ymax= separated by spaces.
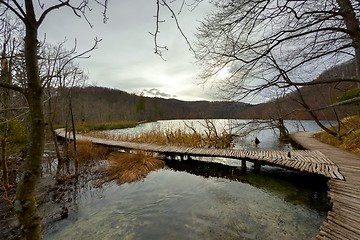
xmin=69 ymin=94 xmax=78 ymax=175
xmin=50 ymin=109 xmax=63 ymax=177
xmin=47 ymin=89 xmax=63 ymax=177
xmin=276 ymin=119 xmax=289 ymax=141
xmin=13 ymin=1 xmax=45 ymax=239
xmin=1 ymin=51 xmax=10 ymax=199
xmin=337 ymin=0 xmax=360 ymax=116
xmin=1 ymin=137 xmax=9 ymax=199
xmin=336 ymin=0 xmax=360 ymax=72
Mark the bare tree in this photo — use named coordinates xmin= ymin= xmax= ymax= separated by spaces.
xmin=0 ymin=1 xmax=108 ymax=239
xmin=40 ymin=41 xmax=92 ymax=177
xmin=196 ymin=0 xmax=360 ymax=131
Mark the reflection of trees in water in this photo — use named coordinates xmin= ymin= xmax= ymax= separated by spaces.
xmin=41 ymin=150 xmax=107 ymax=232
xmin=166 ymin=158 xmax=330 ymax=215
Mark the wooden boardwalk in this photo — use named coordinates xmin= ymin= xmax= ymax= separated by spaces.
xmin=56 ymin=129 xmax=343 ymax=180
xmin=58 ymin=129 xmax=360 ymax=238
xmin=291 ymin=132 xmax=360 ymax=240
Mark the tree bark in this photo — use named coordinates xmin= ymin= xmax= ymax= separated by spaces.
xmin=1 ymin=51 xmax=10 ymax=199
xmin=69 ymin=94 xmax=78 ymax=175
xmin=13 ymin=1 xmax=45 ymax=239
xmin=337 ymin=0 xmax=360 ymax=77
xmin=337 ymin=0 xmax=360 ymax=115
xmin=48 ymin=94 xmax=63 ymax=177
xmin=1 ymin=137 xmax=9 ymax=199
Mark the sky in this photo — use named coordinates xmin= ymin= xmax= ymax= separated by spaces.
xmin=38 ymin=0 xmax=218 ymax=101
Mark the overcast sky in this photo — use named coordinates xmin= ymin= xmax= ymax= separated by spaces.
xmin=39 ymin=0 xmax=217 ymax=101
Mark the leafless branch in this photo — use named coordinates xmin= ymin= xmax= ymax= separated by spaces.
xmin=151 ymin=0 xmax=198 ymax=58
xmin=0 ymin=0 xmax=26 ymax=22
xmin=41 ymin=38 xmax=101 ymax=88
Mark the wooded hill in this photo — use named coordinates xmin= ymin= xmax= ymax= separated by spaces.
xmin=55 ymin=60 xmax=358 ymax=124
xmin=240 ymin=60 xmax=358 ymax=120
xmin=58 ymin=82 xmax=356 ymax=124
xmin=240 ymin=81 xmax=357 ymax=120
xmin=59 ymin=87 xmax=251 ymax=124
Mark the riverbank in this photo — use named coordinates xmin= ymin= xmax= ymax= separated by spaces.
xmin=291 ymin=131 xmax=360 ymax=239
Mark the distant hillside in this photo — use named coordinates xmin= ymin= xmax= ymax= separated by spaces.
xmin=55 ymin=86 xmax=252 ymax=124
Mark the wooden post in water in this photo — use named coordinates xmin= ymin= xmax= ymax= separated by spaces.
xmin=253 ymin=162 xmax=261 ymax=173
xmin=241 ymin=159 xmax=247 ymax=171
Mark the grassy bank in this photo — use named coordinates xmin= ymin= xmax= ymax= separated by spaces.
xmin=316 ymin=115 xmax=360 ymax=155
xmin=75 ymin=120 xmax=138 ymax=133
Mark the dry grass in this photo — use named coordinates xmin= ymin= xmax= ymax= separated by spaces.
xmin=98 ymin=152 xmax=165 ymax=185
xmin=316 ymin=115 xmax=360 ymax=155
xmin=67 ymin=142 xmax=165 ymax=185
xmin=68 ymin=141 xmax=110 ymax=162
xmin=122 ymin=129 xmax=204 ymax=147
xmin=86 ymin=128 xmax=233 ymax=149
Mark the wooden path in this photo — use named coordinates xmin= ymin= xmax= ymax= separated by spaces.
xmin=56 ymin=129 xmax=343 ymax=180
xmin=58 ymin=129 xmax=360 ymax=238
xmin=291 ymin=132 xmax=360 ymax=240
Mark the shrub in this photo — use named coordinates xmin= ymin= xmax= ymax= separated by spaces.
xmin=316 ymin=115 xmax=360 ymax=155
xmin=336 ymin=88 xmax=360 ymax=103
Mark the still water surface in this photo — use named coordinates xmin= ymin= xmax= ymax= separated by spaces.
xmin=45 ymin=120 xmax=331 ymax=239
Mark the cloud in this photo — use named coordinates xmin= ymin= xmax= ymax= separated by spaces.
xmin=142 ymin=88 xmax=175 ymax=98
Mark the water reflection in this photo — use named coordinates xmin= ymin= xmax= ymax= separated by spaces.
xmin=44 ymin=158 xmax=330 ymax=240
xmin=166 ymin=159 xmax=330 ymax=215
xmin=44 ymin=119 xmax=332 ymax=239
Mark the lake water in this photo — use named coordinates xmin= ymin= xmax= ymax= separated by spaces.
xmin=45 ymin=119 xmax=331 ymax=239
xmin=107 ymin=119 xmax=331 ymax=150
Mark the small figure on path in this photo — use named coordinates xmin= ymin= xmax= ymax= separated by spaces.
xmin=255 ymin=137 xmax=260 ymax=146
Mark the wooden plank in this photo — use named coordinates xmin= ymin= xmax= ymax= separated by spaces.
xmin=329 ymin=180 xmax=360 ymax=191
xmin=316 ymin=230 xmax=332 ymax=240
xmin=327 ymin=212 xmax=360 ymax=235
xmin=331 ymin=206 xmax=360 ymax=228
xmin=320 ymin=222 xmax=351 ymax=240
xmin=329 ymin=191 xmax=360 ymax=208
xmin=330 ymin=187 xmax=360 ymax=201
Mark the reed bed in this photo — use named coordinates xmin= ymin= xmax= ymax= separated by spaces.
xmin=86 ymin=128 xmax=234 ymax=149
xmin=57 ymin=141 xmax=163 ymax=186
xmin=68 ymin=140 xmax=110 ymax=162
xmin=98 ymin=152 xmax=165 ymax=185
